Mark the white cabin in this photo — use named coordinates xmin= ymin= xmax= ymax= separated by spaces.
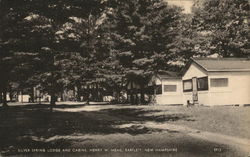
xmin=182 ymin=58 xmax=250 ymax=106
xmin=148 ymin=71 xmax=183 ymax=105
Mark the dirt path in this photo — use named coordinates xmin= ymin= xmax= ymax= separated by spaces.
xmin=124 ymin=121 xmax=250 ymax=154
xmin=54 ymin=104 xmax=250 ymax=154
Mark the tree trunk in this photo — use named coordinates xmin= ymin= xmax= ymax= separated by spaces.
xmin=60 ymin=91 xmax=64 ymax=102
xmin=135 ymin=93 xmax=139 ymax=105
xmin=21 ymin=90 xmax=23 ymax=103
xmin=98 ymin=84 xmax=103 ymax=102
xmin=73 ymin=87 xmax=76 ymax=101
xmin=2 ymin=88 xmax=8 ymax=107
xmin=116 ymin=90 xmax=120 ymax=103
xmin=76 ymin=86 xmax=81 ymax=102
xmin=130 ymin=93 xmax=134 ymax=104
xmin=50 ymin=92 xmax=56 ymax=105
xmin=86 ymin=85 xmax=90 ymax=105
xmin=9 ymin=89 xmax=13 ymax=102
xmin=38 ymin=90 xmax=41 ymax=104
xmin=96 ymin=83 xmax=101 ymax=102
xmin=140 ymin=88 xmax=145 ymax=104
xmin=153 ymin=85 xmax=156 ymax=105
xmin=30 ymin=87 xmax=34 ymax=103
xmin=92 ymin=83 xmax=96 ymax=101
xmin=0 ymin=90 xmax=2 ymax=103
xmin=130 ymin=82 xmax=134 ymax=104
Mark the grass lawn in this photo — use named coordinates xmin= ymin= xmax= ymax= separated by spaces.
xmin=139 ymin=105 xmax=250 ymax=139
xmin=0 ymin=103 xmax=249 ymax=156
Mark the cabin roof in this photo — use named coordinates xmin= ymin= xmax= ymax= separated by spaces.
xmin=156 ymin=71 xmax=181 ymax=79
xmin=191 ymin=58 xmax=250 ymax=72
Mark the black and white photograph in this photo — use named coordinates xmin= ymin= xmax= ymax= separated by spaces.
xmin=0 ymin=0 xmax=250 ymax=156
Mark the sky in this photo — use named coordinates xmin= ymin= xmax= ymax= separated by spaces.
xmin=165 ymin=0 xmax=194 ymax=14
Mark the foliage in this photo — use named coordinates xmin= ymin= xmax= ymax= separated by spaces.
xmin=0 ymin=0 xmax=249 ymax=105
xmin=192 ymin=0 xmax=250 ymax=57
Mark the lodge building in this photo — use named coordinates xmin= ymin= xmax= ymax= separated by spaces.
xmin=149 ymin=58 xmax=250 ymax=106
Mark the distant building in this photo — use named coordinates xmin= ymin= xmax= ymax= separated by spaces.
xmin=182 ymin=58 xmax=250 ymax=106
xmin=148 ymin=71 xmax=183 ymax=105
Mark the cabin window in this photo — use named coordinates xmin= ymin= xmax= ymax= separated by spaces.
xmin=164 ymin=85 xmax=177 ymax=92
xmin=210 ymin=78 xmax=228 ymax=87
xmin=145 ymin=85 xmax=162 ymax=95
xmin=183 ymin=79 xmax=192 ymax=92
xmin=197 ymin=77 xmax=208 ymax=91
xmin=156 ymin=85 xmax=162 ymax=95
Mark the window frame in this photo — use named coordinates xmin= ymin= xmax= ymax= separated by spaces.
xmin=183 ymin=79 xmax=193 ymax=92
xmin=155 ymin=84 xmax=162 ymax=95
xmin=210 ymin=78 xmax=229 ymax=87
xmin=197 ymin=76 xmax=208 ymax=91
xmin=164 ymin=85 xmax=177 ymax=92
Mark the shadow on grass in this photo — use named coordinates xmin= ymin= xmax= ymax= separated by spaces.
xmin=0 ymin=105 xmax=194 ymax=153
xmin=101 ymin=108 xmax=195 ymax=123
xmin=1 ymin=104 xmax=87 ymax=110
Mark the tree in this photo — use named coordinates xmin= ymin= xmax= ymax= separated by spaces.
xmin=102 ymin=0 xmax=183 ymax=103
xmin=0 ymin=0 xmax=37 ymax=106
xmin=192 ymin=0 xmax=250 ymax=57
xmin=2 ymin=0 xmax=107 ymax=105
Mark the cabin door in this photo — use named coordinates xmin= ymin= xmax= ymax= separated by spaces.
xmin=192 ymin=77 xmax=198 ymax=104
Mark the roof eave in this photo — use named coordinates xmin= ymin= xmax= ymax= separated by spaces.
xmin=191 ymin=58 xmax=209 ymax=72
xmin=161 ymin=77 xmax=182 ymax=79
xmin=208 ymin=69 xmax=250 ymax=72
